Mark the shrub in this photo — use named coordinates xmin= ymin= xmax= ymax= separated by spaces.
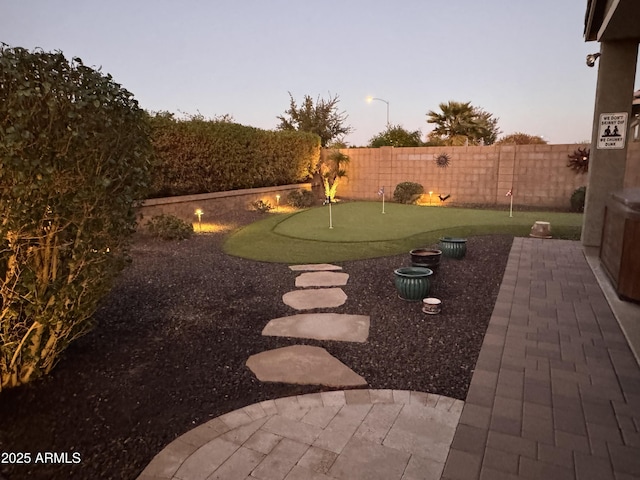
xmin=251 ymin=200 xmax=272 ymax=213
xmin=393 ymin=182 xmax=425 ymax=204
xmin=148 ymin=115 xmax=321 ymax=197
xmin=146 ymin=214 xmax=194 ymax=240
xmin=287 ymin=189 xmax=316 ymax=208
xmin=0 ymin=46 xmax=152 ymax=390
xmin=570 ymin=186 xmax=587 ymax=212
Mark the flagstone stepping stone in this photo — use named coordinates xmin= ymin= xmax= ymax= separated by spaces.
xmin=246 ymin=345 xmax=367 ymax=387
xmin=282 ymin=288 xmax=347 ymax=310
xmin=295 ymin=271 xmax=349 ymax=288
xmin=289 ymin=264 xmax=342 ymax=271
xmin=262 ymin=313 xmax=370 ymax=342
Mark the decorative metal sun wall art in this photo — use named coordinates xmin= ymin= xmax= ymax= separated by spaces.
xmin=567 ymin=147 xmax=590 ymax=174
xmin=434 ymin=152 xmax=451 ymax=168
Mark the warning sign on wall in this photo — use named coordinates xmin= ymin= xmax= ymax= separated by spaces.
xmin=597 ymin=112 xmax=627 ymax=149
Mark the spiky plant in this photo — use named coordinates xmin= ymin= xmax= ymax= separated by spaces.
xmin=567 ymin=147 xmax=590 ymax=174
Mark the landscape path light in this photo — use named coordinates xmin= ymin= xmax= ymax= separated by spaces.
xmin=195 ymin=209 xmax=203 ymax=231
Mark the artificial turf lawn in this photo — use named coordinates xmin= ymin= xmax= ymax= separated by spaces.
xmin=223 ymin=201 xmax=583 ymax=264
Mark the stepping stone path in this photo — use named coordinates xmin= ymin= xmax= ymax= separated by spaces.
xmin=246 ymin=264 xmax=370 ymax=387
xmin=263 ymin=313 xmax=370 ymax=343
xmin=288 ymin=263 xmax=343 ymax=271
xmin=246 ymin=345 xmax=367 ymax=387
xmin=282 ymin=288 xmax=347 ymax=310
xmin=295 ymin=271 xmax=349 ymax=287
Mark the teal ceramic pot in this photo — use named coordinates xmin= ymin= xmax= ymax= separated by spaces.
xmin=393 ymin=267 xmax=433 ymax=301
xmin=438 ymin=237 xmax=467 ymax=259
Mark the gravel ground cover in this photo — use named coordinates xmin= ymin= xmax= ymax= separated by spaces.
xmin=0 ymin=209 xmax=512 ymax=480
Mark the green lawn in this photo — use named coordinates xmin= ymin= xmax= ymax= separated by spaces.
xmin=223 ymin=201 xmax=583 ymax=264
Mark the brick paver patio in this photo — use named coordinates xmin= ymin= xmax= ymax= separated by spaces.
xmin=442 ymin=237 xmax=640 ymax=480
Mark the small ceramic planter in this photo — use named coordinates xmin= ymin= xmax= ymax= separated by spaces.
xmin=530 ymin=221 xmax=552 ymax=238
xmin=393 ymin=267 xmax=433 ymax=301
xmin=438 ymin=237 xmax=467 ymax=259
xmin=422 ymin=297 xmax=442 ymax=314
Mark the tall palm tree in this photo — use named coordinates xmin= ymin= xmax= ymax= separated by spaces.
xmin=426 ymin=101 xmax=499 ymax=146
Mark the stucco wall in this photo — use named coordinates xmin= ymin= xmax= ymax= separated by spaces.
xmin=625 ymin=140 xmax=640 ymax=188
xmin=332 ymin=143 xmax=639 ymax=208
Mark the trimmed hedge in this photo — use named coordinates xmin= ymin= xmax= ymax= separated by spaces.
xmin=148 ymin=115 xmax=321 ymax=198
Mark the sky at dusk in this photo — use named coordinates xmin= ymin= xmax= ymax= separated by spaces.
xmin=3 ymin=1 xmax=639 ymax=146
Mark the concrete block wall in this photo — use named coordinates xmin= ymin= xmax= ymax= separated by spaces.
xmin=336 ymin=144 xmax=598 ymax=208
xmin=136 ymin=142 xmax=638 ymax=228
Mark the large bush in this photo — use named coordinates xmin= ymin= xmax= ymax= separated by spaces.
xmin=146 ymin=214 xmax=193 ymax=240
xmin=570 ymin=186 xmax=587 ymax=212
xmin=393 ymin=182 xmax=425 ymax=204
xmin=0 ymin=46 xmax=152 ymax=389
xmin=287 ymin=189 xmax=316 ymax=208
xmin=148 ymin=114 xmax=321 ymax=197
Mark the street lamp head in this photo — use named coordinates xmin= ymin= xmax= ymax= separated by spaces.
xmin=366 ymin=96 xmax=390 ymax=125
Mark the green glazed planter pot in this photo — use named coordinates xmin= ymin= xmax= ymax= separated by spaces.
xmin=439 ymin=237 xmax=467 ymax=259
xmin=393 ymin=266 xmax=433 ymax=301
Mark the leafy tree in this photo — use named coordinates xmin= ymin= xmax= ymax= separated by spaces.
xmin=368 ymin=124 xmax=423 ymax=147
xmin=426 ymin=101 xmax=500 ymax=146
xmin=496 ymin=132 xmax=547 ymax=145
xmin=277 ymin=92 xmax=353 ymax=147
xmin=0 ymin=46 xmax=152 ymax=389
xmin=320 ymin=149 xmax=350 ymax=201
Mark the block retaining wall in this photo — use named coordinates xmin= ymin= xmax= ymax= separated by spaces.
xmin=137 ymin=183 xmax=312 ymax=227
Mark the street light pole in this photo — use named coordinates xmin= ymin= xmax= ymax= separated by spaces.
xmin=367 ymin=96 xmax=390 ymax=125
